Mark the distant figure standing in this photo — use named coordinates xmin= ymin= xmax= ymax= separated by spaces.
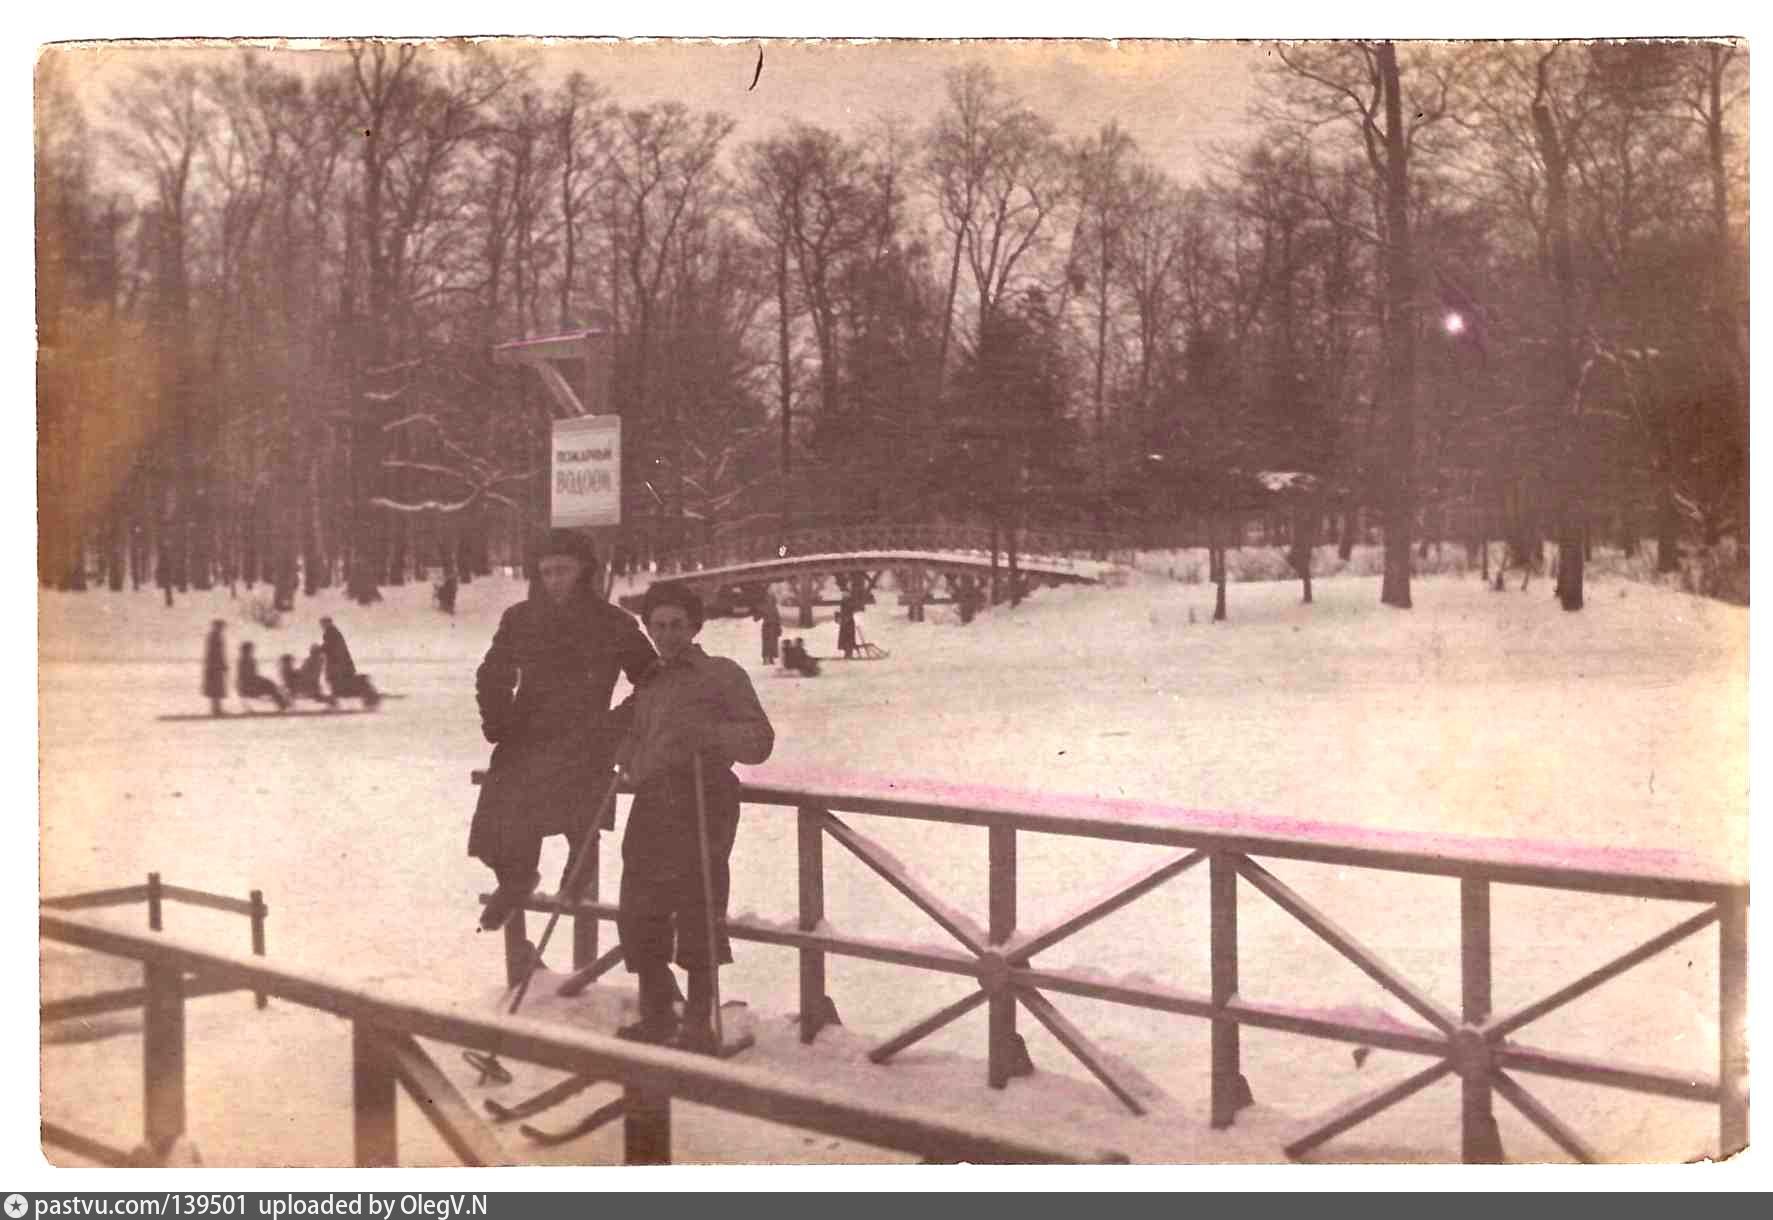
xmin=836 ymin=598 xmax=858 ymax=660
xmin=203 ymin=621 xmax=228 ymax=716
xmin=236 ymin=642 xmax=288 ymax=712
xmin=759 ymin=598 xmax=782 ymax=666
xmin=320 ymin=617 xmax=380 ymax=709
xmin=435 ymin=573 xmax=459 ymax=616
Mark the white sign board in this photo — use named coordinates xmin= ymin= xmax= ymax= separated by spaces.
xmin=550 ymin=415 xmax=621 ymax=527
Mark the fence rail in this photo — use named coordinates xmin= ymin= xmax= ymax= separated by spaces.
xmin=506 ymin=774 xmax=1748 ymax=1164
xmin=656 ymin=525 xmax=1138 ymax=576
xmin=38 ymin=909 xmax=1127 ymax=1167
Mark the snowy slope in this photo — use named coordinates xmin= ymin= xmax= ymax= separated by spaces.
xmin=33 ymin=563 xmax=1750 ymax=1173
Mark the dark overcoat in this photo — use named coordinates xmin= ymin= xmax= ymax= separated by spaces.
xmin=203 ymin=629 xmax=228 ymax=699
xmin=321 ymin=623 xmax=357 ymax=683
xmin=468 ymin=589 xmax=657 ymax=867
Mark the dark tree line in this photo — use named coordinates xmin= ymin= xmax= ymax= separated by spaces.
xmin=37 ymin=41 xmax=1747 ymax=611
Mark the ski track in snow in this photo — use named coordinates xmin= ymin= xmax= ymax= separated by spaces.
xmin=35 ymin=566 xmax=1748 ymax=1167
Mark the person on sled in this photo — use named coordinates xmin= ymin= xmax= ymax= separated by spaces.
xmin=470 ymin=530 xmax=657 ymax=932
xmin=235 ymin=641 xmax=289 ymax=712
xmin=609 ymin=581 xmax=775 ymax=1053
xmin=280 ymin=645 xmax=336 ymax=707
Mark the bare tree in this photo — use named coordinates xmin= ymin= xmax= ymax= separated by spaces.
xmin=1272 ymin=41 xmax=1462 ymax=609
xmin=1067 ymin=121 xmax=1139 ymax=535
xmin=605 ymin=102 xmax=736 ymax=553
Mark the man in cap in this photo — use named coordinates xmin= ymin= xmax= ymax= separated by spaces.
xmin=608 ymin=580 xmax=775 ymax=1052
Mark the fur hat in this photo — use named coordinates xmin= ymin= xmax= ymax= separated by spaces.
xmin=534 ymin=528 xmax=599 ymax=571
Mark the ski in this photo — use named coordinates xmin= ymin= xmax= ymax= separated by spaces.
xmin=518 ymin=1096 xmax=626 ymax=1147
xmin=483 ymin=1073 xmax=597 ymax=1124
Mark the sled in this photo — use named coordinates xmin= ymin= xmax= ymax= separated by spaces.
xmin=157 ymin=707 xmax=380 ymax=722
xmin=840 ymin=642 xmax=890 ymax=660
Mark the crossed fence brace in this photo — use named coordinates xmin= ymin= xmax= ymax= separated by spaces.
xmin=805 ymin=812 xmax=1748 ymax=1163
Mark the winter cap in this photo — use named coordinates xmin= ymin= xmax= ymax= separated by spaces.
xmin=640 ymin=580 xmax=704 ymax=631
xmin=534 ymin=528 xmax=599 ymax=572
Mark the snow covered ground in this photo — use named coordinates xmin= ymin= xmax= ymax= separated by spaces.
xmin=27 ymin=559 xmax=1754 ymax=1182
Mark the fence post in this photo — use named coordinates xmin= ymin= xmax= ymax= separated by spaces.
xmin=623 ymin=1086 xmax=671 ymax=1164
xmin=798 ymin=806 xmax=829 ymax=1044
xmin=1210 ymin=852 xmax=1252 ymax=1127
xmin=249 ymin=889 xmax=268 ymax=1010
xmin=987 ymin=824 xmax=1019 ymax=1088
xmin=146 ymin=872 xmax=163 ymax=932
xmin=1460 ymin=878 xmax=1503 ymax=1162
xmin=1720 ymin=887 xmax=1748 ymax=1158
xmin=142 ymin=961 xmax=186 ymax=1156
xmin=573 ymin=835 xmax=601 ymax=973
xmin=352 ymin=1023 xmax=398 ymax=1167
xmin=504 ymin=908 xmax=530 ymax=989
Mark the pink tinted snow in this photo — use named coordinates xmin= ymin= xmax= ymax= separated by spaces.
xmin=740 ymin=763 xmax=1728 ymax=885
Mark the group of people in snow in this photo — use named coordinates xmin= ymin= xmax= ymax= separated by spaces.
xmin=753 ymin=588 xmax=869 ymax=675
xmin=201 ymin=616 xmax=380 ymax=715
xmin=471 ymin=529 xmax=776 ymax=1055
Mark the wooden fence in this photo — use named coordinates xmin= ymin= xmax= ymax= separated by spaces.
xmin=513 ymin=777 xmax=1748 ymax=1164
xmin=38 ymin=908 xmax=1125 ymax=1167
xmin=40 ymin=873 xmax=269 ymax=1019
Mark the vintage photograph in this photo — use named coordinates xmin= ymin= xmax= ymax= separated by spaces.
xmin=34 ymin=32 xmax=1749 ymax=1172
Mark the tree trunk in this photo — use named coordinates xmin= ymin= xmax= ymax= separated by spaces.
xmin=1377 ymin=42 xmax=1416 ymax=610
xmin=1209 ymin=513 xmax=1228 ymax=622
xmin=776 ymin=239 xmax=793 ymax=536
xmin=1290 ymin=500 xmax=1317 ymax=604
xmin=1534 ymin=57 xmax=1585 ymax=612
xmin=1657 ymin=474 xmax=1682 ymax=574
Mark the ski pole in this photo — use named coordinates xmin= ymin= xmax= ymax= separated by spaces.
xmin=508 ymin=762 xmax=627 ymax=1016
xmin=691 ymin=751 xmax=726 ymax=1050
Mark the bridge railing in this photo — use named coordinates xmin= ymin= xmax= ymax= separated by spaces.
xmin=656 ymin=525 xmax=1138 ymax=576
xmin=38 ymin=907 xmax=1126 ymax=1167
xmin=513 ymin=776 xmax=1748 ymax=1164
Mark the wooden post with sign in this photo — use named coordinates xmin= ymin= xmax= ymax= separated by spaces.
xmin=493 ymin=329 xmax=623 ymax=549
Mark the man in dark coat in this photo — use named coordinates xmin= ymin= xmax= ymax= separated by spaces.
xmin=471 ymin=529 xmax=658 ymax=932
xmin=320 ymin=617 xmax=380 ymax=708
xmin=203 ymin=620 xmax=228 ymax=716
xmin=609 ymin=581 xmax=775 ymax=1052
xmin=758 ymin=597 xmax=781 ymax=665
xmin=836 ymin=598 xmax=858 ymax=659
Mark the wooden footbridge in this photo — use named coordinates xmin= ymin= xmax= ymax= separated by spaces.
xmin=639 ymin=524 xmax=1137 ymax=624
